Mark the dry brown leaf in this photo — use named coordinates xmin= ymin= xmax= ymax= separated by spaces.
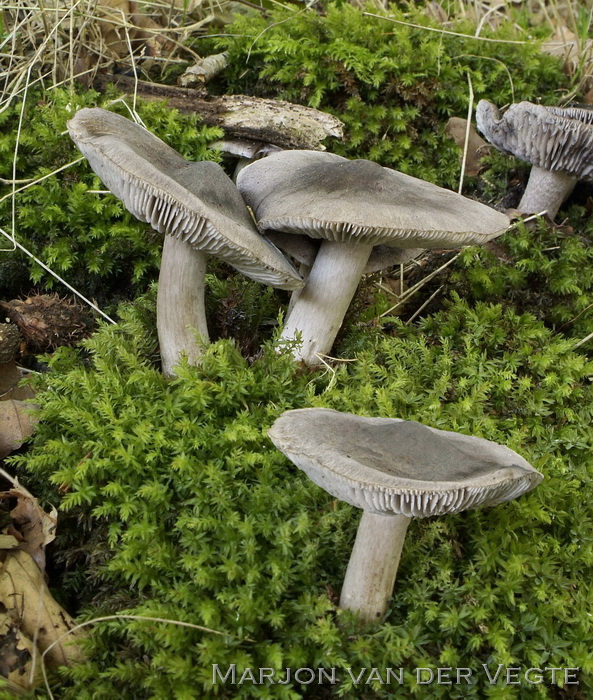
xmin=96 ymin=0 xmax=132 ymax=57
xmin=133 ymin=13 xmax=171 ymax=58
xmin=1 ymin=383 xmax=36 ymax=403
xmin=96 ymin=0 xmax=170 ymax=59
xmin=0 ymin=602 xmax=39 ymax=692
xmin=542 ymin=25 xmax=593 ymax=77
xmin=0 ymin=401 xmax=38 ymax=459
xmin=0 ymin=550 xmax=84 ymax=676
xmin=445 ymin=117 xmax=491 ymax=176
xmin=0 ymin=535 xmax=19 ymax=549
xmin=0 ymin=487 xmax=57 ymax=572
xmin=0 ymin=361 xmax=35 ymax=403
xmin=0 ymin=361 xmax=22 ymax=399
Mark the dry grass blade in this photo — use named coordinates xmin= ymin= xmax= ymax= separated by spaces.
xmin=363 ymin=11 xmax=529 ymax=44
xmin=378 ymin=254 xmax=461 ymax=318
xmin=458 ymin=72 xmax=474 ymax=195
xmin=39 ymin=614 xmax=255 ymax=700
xmin=0 ymin=0 xmax=232 ymax=112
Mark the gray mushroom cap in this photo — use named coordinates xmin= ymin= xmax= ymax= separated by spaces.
xmin=265 ymin=231 xmax=423 ymax=273
xmin=210 ymin=138 xmax=283 ymax=160
xmin=237 ymin=150 xmax=509 ymax=248
xmin=67 ymin=108 xmax=303 ymax=291
xmin=476 ymin=100 xmax=593 ymax=178
xmin=268 ymin=408 xmax=543 ymax=518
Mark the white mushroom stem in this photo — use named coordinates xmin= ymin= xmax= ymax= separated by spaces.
xmin=278 ymin=239 xmax=373 ymax=364
xmin=285 ymin=262 xmax=312 ymax=320
xmin=519 ymin=166 xmax=578 ymax=219
xmin=157 ymin=235 xmax=210 ymax=377
xmin=339 ymin=511 xmax=410 ymax=624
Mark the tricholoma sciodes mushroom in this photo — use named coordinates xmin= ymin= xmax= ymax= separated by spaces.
xmin=269 ymin=408 xmax=543 ymax=625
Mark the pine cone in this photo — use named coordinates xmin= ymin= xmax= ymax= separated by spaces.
xmin=0 ymin=294 xmax=92 ymax=352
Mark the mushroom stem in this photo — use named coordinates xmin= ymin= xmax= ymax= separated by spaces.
xmin=285 ymin=261 xmax=312 ymax=320
xmin=278 ymin=239 xmax=373 ymax=364
xmin=340 ymin=511 xmax=410 ymax=624
xmin=157 ymin=235 xmax=210 ymax=377
xmin=519 ymin=166 xmax=578 ymax=219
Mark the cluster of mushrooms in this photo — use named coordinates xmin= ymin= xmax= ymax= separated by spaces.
xmin=68 ymin=105 xmax=546 ymax=625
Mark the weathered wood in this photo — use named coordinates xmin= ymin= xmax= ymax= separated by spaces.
xmin=94 ymin=74 xmax=344 ymax=149
xmin=179 ymin=52 xmax=229 ymax=86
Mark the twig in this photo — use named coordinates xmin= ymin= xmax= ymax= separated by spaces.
xmin=405 ymin=285 xmax=444 ymax=325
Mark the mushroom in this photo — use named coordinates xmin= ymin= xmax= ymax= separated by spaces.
xmin=476 ymin=100 xmax=593 ymax=219
xmin=268 ymin=408 xmax=543 ymax=624
xmin=210 ymin=138 xmax=283 ymax=181
xmin=264 ymin=232 xmax=423 ymax=318
xmin=68 ymin=108 xmax=302 ymax=376
xmin=264 ymin=232 xmax=424 ymax=276
xmin=237 ymin=150 xmax=509 ymax=365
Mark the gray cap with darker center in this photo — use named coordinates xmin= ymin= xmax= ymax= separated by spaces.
xmin=68 ymin=108 xmax=303 ymax=291
xmin=268 ymin=408 xmax=543 ymax=517
xmin=237 ymin=150 xmax=509 ymax=249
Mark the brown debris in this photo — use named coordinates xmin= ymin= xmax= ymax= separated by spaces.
xmin=179 ymin=52 xmax=229 ymax=87
xmin=1 ymin=486 xmax=57 ymax=573
xmin=541 ymin=25 xmax=593 ymax=79
xmin=445 ymin=117 xmax=491 ymax=176
xmin=0 ymin=401 xmax=38 ymax=460
xmin=0 ymin=324 xmax=21 ymax=365
xmin=96 ymin=0 xmax=171 ymax=60
xmin=0 ymin=549 xmax=85 ymax=682
xmin=0 ymin=474 xmax=83 ymax=689
xmin=0 ymin=294 xmax=92 ymax=353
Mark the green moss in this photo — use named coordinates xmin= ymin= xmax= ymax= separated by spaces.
xmin=447 ymin=215 xmax=593 ymax=343
xmin=11 ymin=291 xmax=593 ymax=698
xmin=215 ymin=3 xmax=566 ymax=188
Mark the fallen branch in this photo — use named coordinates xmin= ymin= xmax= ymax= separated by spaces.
xmin=94 ymin=74 xmax=344 ymax=149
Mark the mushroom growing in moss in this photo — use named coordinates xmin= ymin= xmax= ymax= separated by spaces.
xmin=476 ymin=100 xmax=593 ymax=219
xmin=269 ymin=408 xmax=543 ymax=625
xmin=237 ymin=150 xmax=509 ymax=365
xmin=68 ymin=108 xmax=302 ymax=375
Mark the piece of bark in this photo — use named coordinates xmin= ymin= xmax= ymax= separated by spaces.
xmin=179 ymin=52 xmax=229 ymax=87
xmin=94 ymin=74 xmax=344 ymax=149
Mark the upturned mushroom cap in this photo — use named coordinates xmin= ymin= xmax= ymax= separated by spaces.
xmin=476 ymin=100 xmax=593 ymax=178
xmin=68 ymin=108 xmax=302 ymax=291
xmin=265 ymin=231 xmax=423 ymax=273
xmin=237 ymin=150 xmax=509 ymax=248
xmin=269 ymin=408 xmax=543 ymax=517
